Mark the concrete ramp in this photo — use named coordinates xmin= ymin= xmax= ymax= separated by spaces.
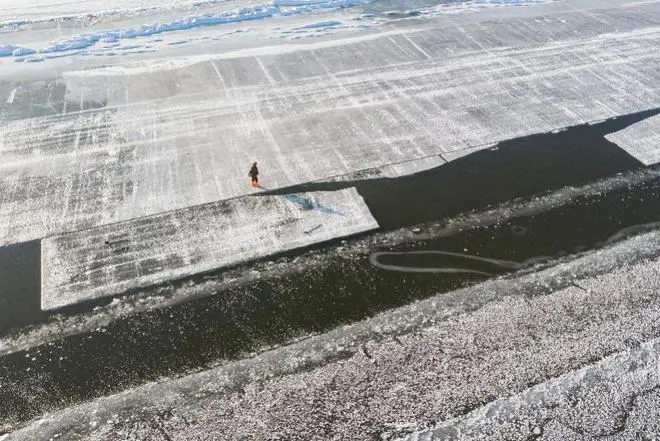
xmin=41 ymin=188 xmax=377 ymax=311
xmin=606 ymin=113 xmax=660 ymax=165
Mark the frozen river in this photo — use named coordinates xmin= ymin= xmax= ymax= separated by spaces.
xmin=1 ymin=0 xmax=660 ymax=439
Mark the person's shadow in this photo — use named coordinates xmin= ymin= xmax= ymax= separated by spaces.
xmin=255 ymin=184 xmax=346 ymax=218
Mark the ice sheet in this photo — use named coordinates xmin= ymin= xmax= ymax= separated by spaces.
xmin=40 ymin=187 xmax=377 ymax=310
xmin=2 ymin=11 xmax=659 ymax=247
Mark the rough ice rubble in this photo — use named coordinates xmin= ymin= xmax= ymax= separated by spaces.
xmin=40 ymin=5 xmax=280 ymax=52
xmin=2 ymin=0 xmax=559 ymax=61
xmin=6 ymin=0 xmax=369 ymax=59
xmin=40 ymin=187 xmax=378 ymax=310
xmin=406 ymin=338 xmax=660 ymax=440
xmin=0 ymin=45 xmax=35 ymax=57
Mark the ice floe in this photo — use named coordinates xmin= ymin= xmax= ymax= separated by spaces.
xmin=606 ymin=113 xmax=660 ymax=165
xmin=41 ymin=187 xmax=378 ymax=310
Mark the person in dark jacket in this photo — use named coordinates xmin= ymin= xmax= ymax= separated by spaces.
xmin=248 ymin=162 xmax=259 ymax=187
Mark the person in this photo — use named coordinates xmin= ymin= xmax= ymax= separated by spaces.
xmin=248 ymin=162 xmax=259 ymax=187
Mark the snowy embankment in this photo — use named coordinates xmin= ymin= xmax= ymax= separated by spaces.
xmin=606 ymin=113 xmax=660 ymax=166
xmin=41 ymin=187 xmax=377 ymax=310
